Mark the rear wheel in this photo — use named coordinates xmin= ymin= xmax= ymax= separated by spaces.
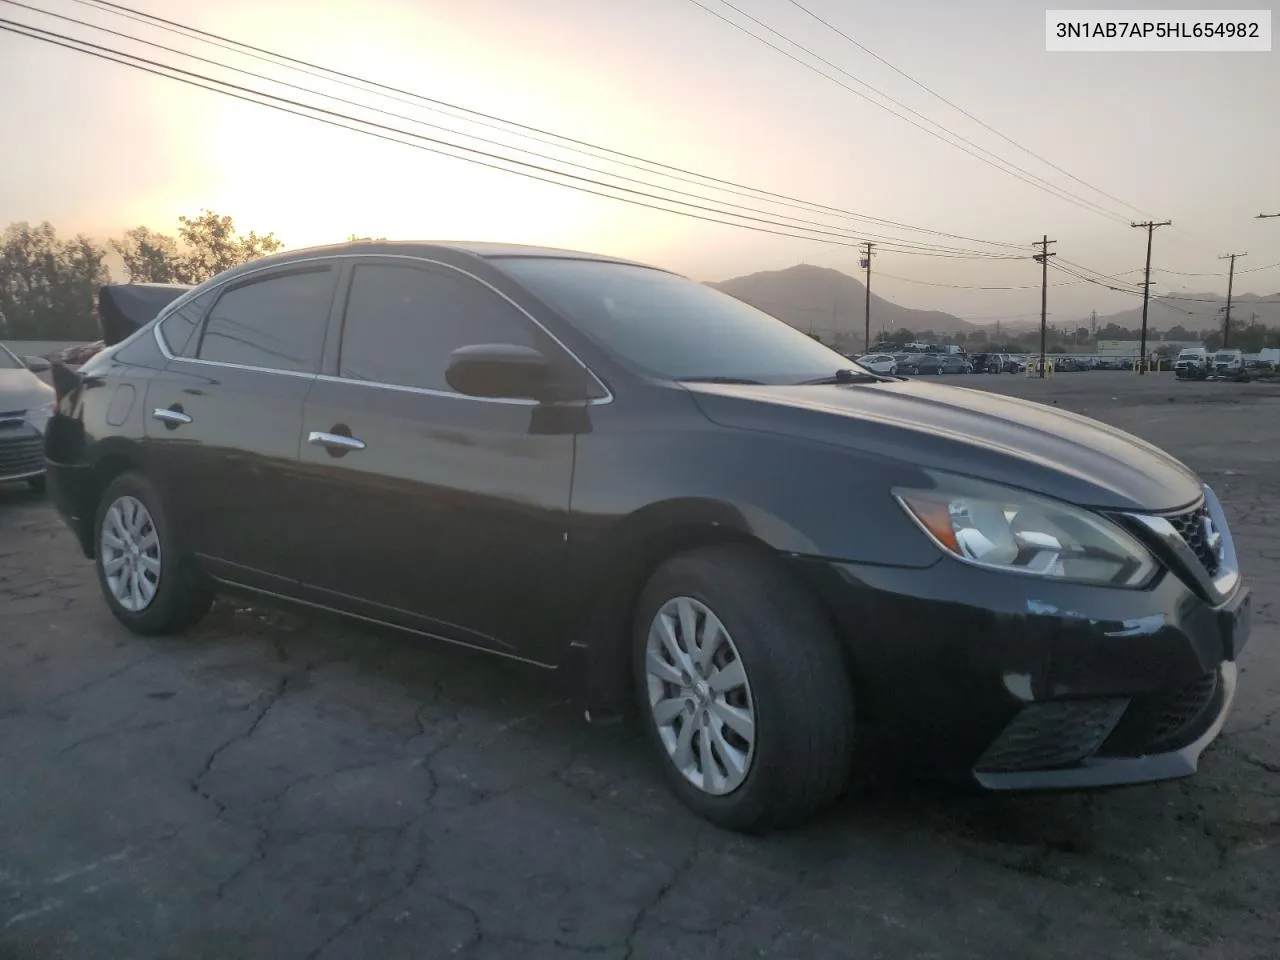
xmin=633 ymin=545 xmax=855 ymax=831
xmin=27 ymin=475 xmax=45 ymax=494
xmin=93 ymin=472 xmax=212 ymax=635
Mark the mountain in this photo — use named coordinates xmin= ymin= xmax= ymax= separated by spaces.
xmin=709 ymin=264 xmax=973 ymax=349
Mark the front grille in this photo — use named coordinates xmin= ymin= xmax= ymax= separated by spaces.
xmin=0 ymin=433 xmax=44 ymax=479
xmin=975 ymin=699 xmax=1128 ymax=773
xmin=1100 ymin=670 xmax=1221 ymax=757
xmin=1167 ymin=503 xmax=1221 ymax=577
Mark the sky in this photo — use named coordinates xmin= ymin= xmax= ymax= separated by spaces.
xmin=1 ymin=0 xmax=1277 ymax=325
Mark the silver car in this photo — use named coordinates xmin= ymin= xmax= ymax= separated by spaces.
xmin=0 ymin=343 xmax=56 ymax=491
xmin=856 ymin=353 xmax=899 ymax=375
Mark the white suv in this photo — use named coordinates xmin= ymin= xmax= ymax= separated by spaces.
xmin=856 ymin=353 xmax=899 ymax=375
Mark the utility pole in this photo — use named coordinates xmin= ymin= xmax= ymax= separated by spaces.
xmin=1090 ymin=309 xmax=1097 ymax=336
xmin=1218 ymin=252 xmax=1246 ymax=348
xmin=1032 ymin=235 xmax=1056 ymax=378
xmin=1131 ymin=220 xmax=1171 ymax=374
xmin=860 ymin=242 xmax=874 ymax=352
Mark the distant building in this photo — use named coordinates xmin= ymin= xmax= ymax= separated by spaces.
xmin=1096 ymin=338 xmax=1202 ymax=357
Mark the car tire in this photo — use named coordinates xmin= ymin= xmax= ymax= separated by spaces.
xmin=27 ymin=475 xmax=46 ymax=494
xmin=632 ymin=544 xmax=854 ymax=831
xmin=93 ymin=471 xmax=212 ymax=636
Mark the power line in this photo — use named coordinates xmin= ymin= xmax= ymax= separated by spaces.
xmin=56 ymin=0 xmax=1027 ymax=254
xmin=1051 ymin=261 xmax=1265 ymax=306
xmin=0 ymin=16 xmax=1022 ymax=259
xmin=778 ymin=0 xmax=1151 ymax=220
xmin=5 ymin=0 xmax=1012 ymax=258
xmin=873 ymin=268 xmax=1138 ymax=290
xmin=685 ymin=0 xmax=1134 ymax=225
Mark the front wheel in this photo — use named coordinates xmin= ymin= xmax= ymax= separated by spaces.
xmin=633 ymin=545 xmax=855 ymax=831
xmin=93 ymin=471 xmax=212 ymax=635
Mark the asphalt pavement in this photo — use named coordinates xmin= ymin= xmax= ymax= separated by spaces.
xmin=1 ymin=370 xmax=1277 ymax=959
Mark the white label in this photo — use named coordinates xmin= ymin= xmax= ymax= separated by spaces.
xmin=1046 ymin=10 xmax=1271 ymax=51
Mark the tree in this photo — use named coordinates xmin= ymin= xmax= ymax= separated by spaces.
xmin=110 ymin=226 xmax=183 ymax=283
xmin=176 ymin=210 xmax=283 ymax=282
xmin=879 ymin=328 xmax=914 ymax=348
xmin=1235 ymin=323 xmax=1270 ymax=353
xmin=1075 ymin=327 xmax=1090 ymax=343
xmin=1166 ymin=325 xmax=1193 ymax=342
xmin=109 ymin=210 xmax=284 ymax=285
xmin=0 ymin=221 xmax=108 ymax=340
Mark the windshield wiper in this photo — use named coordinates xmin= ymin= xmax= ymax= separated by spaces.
xmin=793 ymin=368 xmax=882 ymax=385
xmin=680 ymin=376 xmax=766 ymax=385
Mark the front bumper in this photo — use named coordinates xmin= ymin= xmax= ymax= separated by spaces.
xmin=0 ymin=423 xmax=45 ymax=482
xmin=792 ymin=516 xmax=1252 ymax=790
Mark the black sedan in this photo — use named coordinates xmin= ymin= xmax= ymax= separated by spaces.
xmin=0 ymin=343 xmax=55 ymax=491
xmin=899 ymin=354 xmax=943 ymax=376
xmin=937 ymin=355 xmax=973 ymax=374
xmin=44 ymin=242 xmax=1251 ymax=831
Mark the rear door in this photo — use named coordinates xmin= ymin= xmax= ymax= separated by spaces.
xmin=289 ymin=257 xmax=580 ymax=664
xmin=144 ymin=263 xmax=339 ymax=589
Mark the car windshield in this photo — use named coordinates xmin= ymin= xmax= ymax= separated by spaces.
xmin=495 ymin=258 xmax=869 ymax=383
xmin=1215 ymin=352 xmax=1235 ymax=361
xmin=0 ymin=344 xmax=24 ymax=370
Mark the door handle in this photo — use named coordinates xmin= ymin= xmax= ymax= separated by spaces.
xmin=308 ymin=430 xmax=366 ymax=453
xmin=153 ymin=407 xmax=192 ymax=426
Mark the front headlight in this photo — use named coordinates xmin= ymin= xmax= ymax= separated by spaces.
xmin=25 ymin=401 xmax=54 ymax=435
xmin=894 ymin=475 xmax=1156 ymax=587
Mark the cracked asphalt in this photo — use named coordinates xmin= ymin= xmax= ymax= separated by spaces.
xmin=1 ymin=371 xmax=1277 ymax=959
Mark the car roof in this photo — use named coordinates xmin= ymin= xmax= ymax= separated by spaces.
xmin=230 ymin=240 xmax=663 ymax=273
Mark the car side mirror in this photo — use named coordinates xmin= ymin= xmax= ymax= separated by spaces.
xmin=445 ymin=343 xmax=557 ymax=400
xmin=23 ymin=356 xmax=51 ymax=374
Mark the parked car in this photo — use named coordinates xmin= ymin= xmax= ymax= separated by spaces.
xmin=45 ymin=241 xmax=1252 ymax=831
xmin=981 ymin=353 xmax=1013 ymax=374
xmin=938 ymin=355 xmax=973 ymax=374
xmin=0 ymin=342 xmax=56 ymax=491
xmin=856 ymin=353 xmax=899 ymax=375
xmin=899 ymin=354 xmax=943 ymax=375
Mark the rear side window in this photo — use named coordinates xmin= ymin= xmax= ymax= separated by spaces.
xmin=338 ymin=263 xmax=536 ymax=392
xmin=197 ymin=268 xmax=336 ymax=373
xmin=158 ymin=290 xmax=217 ymax=358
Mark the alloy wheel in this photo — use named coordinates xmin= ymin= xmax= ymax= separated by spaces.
xmin=100 ymin=495 xmax=162 ymax=612
xmin=644 ymin=596 xmax=756 ymax=795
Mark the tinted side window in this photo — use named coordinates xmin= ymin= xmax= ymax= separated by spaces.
xmin=339 ymin=263 xmax=535 ymax=392
xmin=197 ymin=268 xmax=335 ymax=373
xmin=158 ymin=290 xmax=217 ymax=358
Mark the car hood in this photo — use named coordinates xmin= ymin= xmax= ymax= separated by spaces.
xmin=685 ymin=379 xmax=1203 ymax=513
xmin=0 ymin=367 xmax=55 ymax=412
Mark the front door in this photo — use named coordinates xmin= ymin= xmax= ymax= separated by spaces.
xmin=291 ymin=258 xmax=579 ymax=664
